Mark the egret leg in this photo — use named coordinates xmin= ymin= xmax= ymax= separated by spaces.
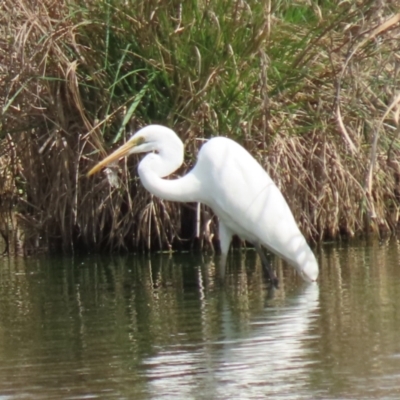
xmin=254 ymin=243 xmax=279 ymax=288
xmin=218 ymin=221 xmax=233 ymax=281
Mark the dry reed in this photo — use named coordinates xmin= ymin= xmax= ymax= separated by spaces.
xmin=0 ymin=0 xmax=400 ymax=254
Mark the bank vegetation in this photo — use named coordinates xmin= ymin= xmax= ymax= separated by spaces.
xmin=1 ymin=0 xmax=400 ymax=254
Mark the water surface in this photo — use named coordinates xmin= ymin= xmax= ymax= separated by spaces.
xmin=0 ymin=240 xmax=399 ymax=399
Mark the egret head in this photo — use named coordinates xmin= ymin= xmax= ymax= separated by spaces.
xmin=87 ymin=125 xmax=182 ymax=176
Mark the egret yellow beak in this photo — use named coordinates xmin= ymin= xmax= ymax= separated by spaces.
xmin=87 ymin=139 xmax=138 ymax=176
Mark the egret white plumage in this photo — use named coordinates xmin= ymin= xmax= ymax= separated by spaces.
xmin=88 ymin=125 xmax=319 ymax=285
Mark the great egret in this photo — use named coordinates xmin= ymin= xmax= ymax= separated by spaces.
xmin=88 ymin=125 xmax=319 ymax=285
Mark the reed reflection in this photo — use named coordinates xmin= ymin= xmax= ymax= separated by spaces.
xmin=313 ymin=239 xmax=400 ymax=398
xmin=0 ymin=241 xmax=399 ymax=399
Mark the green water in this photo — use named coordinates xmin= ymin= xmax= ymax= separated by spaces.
xmin=0 ymin=240 xmax=399 ymax=399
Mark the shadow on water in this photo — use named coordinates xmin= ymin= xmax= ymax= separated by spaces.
xmin=0 ymin=240 xmax=399 ymax=399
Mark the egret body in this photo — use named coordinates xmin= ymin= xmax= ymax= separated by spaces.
xmin=88 ymin=125 xmax=319 ymax=284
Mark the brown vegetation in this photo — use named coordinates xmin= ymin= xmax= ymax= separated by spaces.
xmin=0 ymin=0 xmax=400 ymax=255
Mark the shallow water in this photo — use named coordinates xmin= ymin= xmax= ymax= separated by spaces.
xmin=0 ymin=239 xmax=400 ymax=399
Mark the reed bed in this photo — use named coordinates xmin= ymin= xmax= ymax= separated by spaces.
xmin=0 ymin=0 xmax=400 ymax=254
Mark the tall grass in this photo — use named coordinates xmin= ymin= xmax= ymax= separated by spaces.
xmin=0 ymin=0 xmax=400 ymax=254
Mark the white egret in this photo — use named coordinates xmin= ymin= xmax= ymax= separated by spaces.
xmin=88 ymin=125 xmax=319 ymax=285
